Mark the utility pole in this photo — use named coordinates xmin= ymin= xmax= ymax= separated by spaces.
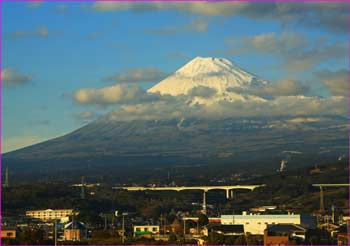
xmin=72 ymin=212 xmax=75 ymax=241
xmin=122 ymin=213 xmax=125 ymax=244
xmin=119 ymin=212 xmax=128 ymax=244
xmin=54 ymin=220 xmax=57 ymax=246
xmin=183 ymin=218 xmax=186 ymax=239
xmin=320 ymin=186 xmax=325 ymax=213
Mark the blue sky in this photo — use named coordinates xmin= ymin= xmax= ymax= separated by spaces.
xmin=2 ymin=1 xmax=348 ymax=152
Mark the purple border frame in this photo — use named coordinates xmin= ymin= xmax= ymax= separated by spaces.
xmin=0 ymin=0 xmax=349 ymax=245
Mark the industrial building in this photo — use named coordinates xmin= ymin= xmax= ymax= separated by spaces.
xmin=221 ymin=212 xmax=316 ymax=235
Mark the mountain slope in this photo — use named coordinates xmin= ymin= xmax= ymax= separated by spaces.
xmin=4 ymin=117 xmax=347 ymax=174
xmin=3 ymin=57 xmax=347 ymax=177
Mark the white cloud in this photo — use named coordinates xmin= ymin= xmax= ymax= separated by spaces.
xmin=228 ymin=79 xmax=308 ymax=97
xmin=74 ymin=84 xmax=156 ymax=106
xmin=315 ymin=69 xmax=348 ymax=96
xmin=78 ymin=111 xmax=93 ymax=119
xmin=105 ymin=93 xmax=346 ymax=121
xmin=7 ymin=26 xmax=50 ymax=39
xmin=226 ymin=32 xmax=347 ymax=72
xmin=27 ymin=1 xmax=43 ymax=9
xmin=186 ymin=18 xmax=208 ymax=32
xmin=2 ymin=68 xmax=32 ymax=85
xmin=2 ymin=135 xmax=46 ymax=153
xmin=55 ymin=5 xmax=68 ymax=13
xmin=90 ymin=2 xmax=348 ymax=33
xmin=105 ymin=68 xmax=167 ymax=83
xmin=189 ymin=86 xmax=217 ymax=98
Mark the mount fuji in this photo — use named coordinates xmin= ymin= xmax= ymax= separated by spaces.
xmin=148 ymin=56 xmax=267 ymax=104
xmin=3 ymin=57 xmax=347 ymax=179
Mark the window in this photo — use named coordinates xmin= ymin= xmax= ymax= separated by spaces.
xmin=152 ymin=227 xmax=157 ymax=232
xmin=144 ymin=227 xmax=148 ymax=232
xmin=7 ymin=232 xmax=13 ymax=237
xmin=136 ymin=228 xmax=141 ymax=232
xmin=245 ymin=222 xmax=250 ymax=225
xmin=257 ymin=222 xmax=261 ymax=225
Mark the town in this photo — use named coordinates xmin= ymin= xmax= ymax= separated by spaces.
xmin=2 ymin=161 xmax=349 ymax=245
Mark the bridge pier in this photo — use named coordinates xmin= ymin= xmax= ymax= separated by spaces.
xmin=202 ymin=191 xmax=207 ymax=215
xmin=226 ymin=189 xmax=230 ymax=199
xmin=226 ymin=189 xmax=234 ymax=200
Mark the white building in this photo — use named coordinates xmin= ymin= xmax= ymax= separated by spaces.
xmin=26 ymin=209 xmax=75 ymax=222
xmin=221 ymin=212 xmax=315 ymax=235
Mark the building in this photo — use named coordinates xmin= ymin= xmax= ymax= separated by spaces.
xmin=251 ymin=206 xmax=277 ymax=213
xmin=133 ymin=225 xmax=160 ymax=238
xmin=64 ymin=221 xmax=87 ymax=241
xmin=221 ymin=212 xmax=315 ymax=235
xmin=203 ymin=224 xmax=244 ymax=236
xmin=264 ymin=224 xmax=307 ymax=244
xmin=26 ymin=209 xmax=75 ymax=222
xmin=1 ymin=227 xmax=18 ymax=239
xmin=169 ymin=219 xmax=182 ymax=234
xmin=337 ymin=233 xmax=349 ymax=245
xmin=264 ymin=230 xmax=289 ymax=245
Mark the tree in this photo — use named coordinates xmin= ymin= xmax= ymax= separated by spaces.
xmin=198 ymin=214 xmax=209 ymax=227
xmin=234 ymin=235 xmax=247 ymax=245
xmin=19 ymin=228 xmax=46 ymax=245
xmin=168 ymin=233 xmax=177 ymax=242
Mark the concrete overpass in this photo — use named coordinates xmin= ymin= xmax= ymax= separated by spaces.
xmin=113 ymin=185 xmax=265 ymax=214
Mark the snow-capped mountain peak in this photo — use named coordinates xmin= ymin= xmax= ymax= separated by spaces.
xmin=148 ymin=56 xmax=268 ymax=99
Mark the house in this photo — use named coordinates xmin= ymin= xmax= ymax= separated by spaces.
xmin=64 ymin=221 xmax=87 ymax=241
xmin=1 ymin=227 xmax=18 ymax=239
xmin=133 ymin=225 xmax=160 ymax=238
xmin=169 ymin=218 xmax=182 ymax=234
xmin=203 ymin=224 xmax=244 ymax=236
xmin=264 ymin=224 xmax=307 ymax=245
xmin=337 ymin=233 xmax=349 ymax=245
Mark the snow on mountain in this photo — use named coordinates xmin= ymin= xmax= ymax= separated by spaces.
xmin=148 ymin=56 xmax=268 ymax=104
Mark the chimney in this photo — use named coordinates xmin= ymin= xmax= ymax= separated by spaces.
xmin=4 ymin=165 xmax=9 ymax=188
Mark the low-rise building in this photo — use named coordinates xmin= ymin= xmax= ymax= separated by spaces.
xmin=133 ymin=225 xmax=160 ymax=238
xmin=1 ymin=227 xmax=18 ymax=239
xmin=203 ymin=224 xmax=244 ymax=236
xmin=221 ymin=212 xmax=315 ymax=235
xmin=265 ymin=224 xmax=307 ymax=241
xmin=26 ymin=209 xmax=75 ymax=222
xmin=64 ymin=221 xmax=87 ymax=241
xmin=337 ymin=233 xmax=349 ymax=245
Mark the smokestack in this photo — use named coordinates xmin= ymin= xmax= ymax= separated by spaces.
xmin=4 ymin=165 xmax=9 ymax=188
xmin=279 ymin=160 xmax=287 ymax=172
xmin=80 ymin=176 xmax=85 ymax=199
